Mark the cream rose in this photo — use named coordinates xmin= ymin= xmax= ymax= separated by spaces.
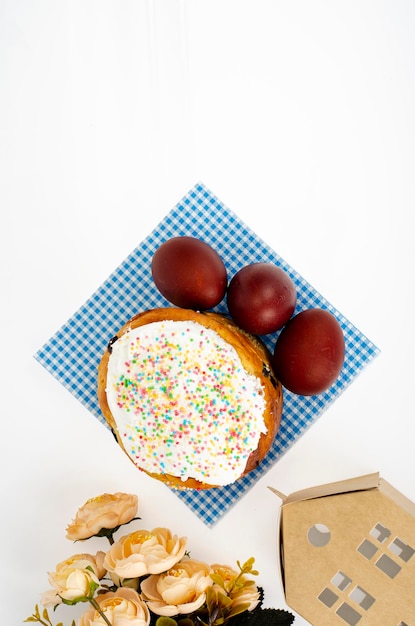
xmin=66 ymin=493 xmax=138 ymax=541
xmin=46 ymin=552 xmax=106 ymax=605
xmin=210 ymin=564 xmax=260 ymax=611
xmin=103 ymin=527 xmax=187 ymax=579
xmin=141 ymin=559 xmax=213 ymax=617
xmin=78 ymin=588 xmax=150 ymax=626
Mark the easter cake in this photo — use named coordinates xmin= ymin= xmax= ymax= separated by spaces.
xmin=98 ymin=307 xmax=283 ymax=489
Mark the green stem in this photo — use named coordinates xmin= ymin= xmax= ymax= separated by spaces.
xmin=89 ymin=597 xmax=113 ymax=626
xmin=227 ymin=571 xmax=242 ymax=596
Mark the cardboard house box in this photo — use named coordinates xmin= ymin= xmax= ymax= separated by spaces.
xmin=271 ymin=473 xmax=415 ymax=626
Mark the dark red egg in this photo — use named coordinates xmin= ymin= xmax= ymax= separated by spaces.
xmin=226 ymin=263 xmax=297 ymax=335
xmin=272 ymin=308 xmax=345 ymax=395
xmin=151 ymin=236 xmax=227 ymax=310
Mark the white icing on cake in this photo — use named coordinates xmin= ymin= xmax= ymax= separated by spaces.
xmin=106 ymin=319 xmax=267 ymax=486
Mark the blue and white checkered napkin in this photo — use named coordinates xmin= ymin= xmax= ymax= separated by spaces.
xmin=35 ymin=182 xmax=379 ymax=526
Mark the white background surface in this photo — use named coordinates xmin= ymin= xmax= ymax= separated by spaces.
xmin=1 ymin=2 xmax=415 ymax=625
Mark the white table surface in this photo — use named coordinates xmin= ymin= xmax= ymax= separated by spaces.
xmin=2 ymin=2 xmax=415 ymax=624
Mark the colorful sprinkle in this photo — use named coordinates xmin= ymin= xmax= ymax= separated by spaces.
xmin=106 ymin=320 xmax=266 ymax=486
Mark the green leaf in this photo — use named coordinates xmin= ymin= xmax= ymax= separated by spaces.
xmin=232 ymin=580 xmax=251 ymax=592
xmin=218 ymin=592 xmax=232 ymax=608
xmin=226 ymin=602 xmax=250 ymax=619
xmin=119 ymin=576 xmax=140 ymax=590
xmin=60 ymin=594 xmax=91 ymax=606
xmin=24 ymin=604 xmax=52 ymax=625
xmin=155 ymin=618 xmax=178 ymax=626
xmin=210 ymin=573 xmax=225 ymax=588
xmin=205 ymin=585 xmax=219 ymax=606
xmin=237 ymin=558 xmax=258 ymax=577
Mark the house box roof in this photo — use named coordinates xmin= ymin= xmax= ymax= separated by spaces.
xmin=271 ymin=473 xmax=415 ymax=626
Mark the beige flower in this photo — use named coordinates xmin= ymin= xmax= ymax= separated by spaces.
xmin=94 ymin=550 xmax=108 ymax=579
xmin=40 ymin=589 xmax=62 ymax=608
xmin=66 ymin=492 xmax=138 ymax=541
xmin=210 ymin=564 xmax=260 ymax=611
xmin=45 ymin=552 xmax=106 ymax=605
xmin=229 ymin=581 xmax=260 ymax=612
xmin=78 ymin=588 xmax=150 ymax=626
xmin=141 ymin=559 xmax=213 ymax=617
xmin=103 ymin=527 xmax=187 ymax=579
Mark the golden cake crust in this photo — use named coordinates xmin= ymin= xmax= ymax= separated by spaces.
xmin=98 ymin=307 xmax=283 ymax=489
